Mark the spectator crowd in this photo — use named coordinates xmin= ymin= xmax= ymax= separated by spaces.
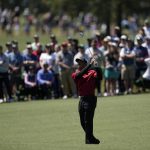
xmin=0 ymin=8 xmax=150 ymax=103
xmin=0 ymin=6 xmax=101 ymax=36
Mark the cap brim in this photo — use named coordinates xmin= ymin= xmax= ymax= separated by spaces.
xmin=76 ymin=58 xmax=87 ymax=63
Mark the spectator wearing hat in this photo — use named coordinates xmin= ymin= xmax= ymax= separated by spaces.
xmin=39 ymin=43 xmax=55 ymax=69
xmin=40 ymin=43 xmax=60 ymax=98
xmin=23 ymin=44 xmax=38 ymax=73
xmin=37 ymin=62 xmax=54 ymax=99
xmin=99 ymin=37 xmax=111 ymax=96
xmin=133 ymin=35 xmax=149 ymax=91
xmin=24 ymin=66 xmax=38 ymax=100
xmin=142 ymin=36 xmax=150 ymax=57
xmin=56 ymin=42 xmax=76 ymax=99
xmin=5 ymin=42 xmax=12 ymax=56
xmin=8 ymin=43 xmax=23 ymax=95
xmin=120 ymin=35 xmax=128 ymax=48
xmin=104 ymin=42 xmax=119 ymax=96
xmin=120 ymin=39 xmax=136 ymax=94
xmin=31 ymin=34 xmax=40 ymax=51
xmin=0 ymin=45 xmax=13 ymax=102
xmin=52 ymin=44 xmax=64 ymax=99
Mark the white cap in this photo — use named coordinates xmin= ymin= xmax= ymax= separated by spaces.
xmin=114 ymin=37 xmax=120 ymax=42
xmin=111 ymin=42 xmax=117 ymax=47
xmin=121 ymin=35 xmax=127 ymax=40
xmin=27 ymin=44 xmax=32 ymax=49
xmin=105 ymin=36 xmax=111 ymax=41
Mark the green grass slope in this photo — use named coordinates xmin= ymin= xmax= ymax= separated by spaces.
xmin=0 ymin=94 xmax=150 ymax=150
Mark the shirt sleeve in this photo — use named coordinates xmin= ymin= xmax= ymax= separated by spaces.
xmin=24 ymin=73 xmax=33 ymax=86
xmin=74 ymin=63 xmax=92 ymax=79
xmin=37 ymin=71 xmax=46 ymax=84
xmin=120 ymin=48 xmax=125 ymax=57
xmin=48 ymin=71 xmax=54 ymax=82
xmin=131 ymin=50 xmax=136 ymax=56
xmin=71 ymin=72 xmax=77 ymax=80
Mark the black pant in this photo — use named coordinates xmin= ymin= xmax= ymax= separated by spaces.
xmin=39 ymin=84 xmax=52 ymax=99
xmin=135 ymin=68 xmax=147 ymax=80
xmin=0 ymin=72 xmax=12 ymax=99
xmin=78 ymin=96 xmax=97 ymax=141
xmin=25 ymin=86 xmax=38 ymax=97
xmin=53 ymin=73 xmax=63 ymax=98
xmin=94 ymin=67 xmax=103 ymax=93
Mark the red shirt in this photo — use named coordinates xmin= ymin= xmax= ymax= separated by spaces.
xmin=32 ymin=50 xmax=42 ymax=61
xmin=72 ymin=69 xmax=97 ymax=96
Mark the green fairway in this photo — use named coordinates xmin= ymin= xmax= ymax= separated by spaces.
xmin=0 ymin=94 xmax=150 ymax=150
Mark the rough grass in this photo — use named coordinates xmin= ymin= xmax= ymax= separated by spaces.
xmin=0 ymin=93 xmax=150 ymax=150
xmin=0 ymin=27 xmax=88 ymax=51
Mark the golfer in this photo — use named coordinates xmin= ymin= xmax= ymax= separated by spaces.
xmin=72 ymin=56 xmax=100 ymax=144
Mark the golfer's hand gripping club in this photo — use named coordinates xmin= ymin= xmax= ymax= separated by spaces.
xmin=90 ymin=57 xmax=96 ymax=65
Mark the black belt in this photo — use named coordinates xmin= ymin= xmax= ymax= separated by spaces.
xmin=80 ymin=95 xmax=96 ymax=102
xmin=80 ymin=95 xmax=96 ymax=98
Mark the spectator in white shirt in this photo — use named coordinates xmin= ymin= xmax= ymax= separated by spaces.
xmin=142 ymin=36 xmax=150 ymax=57
xmin=39 ymin=43 xmax=55 ymax=70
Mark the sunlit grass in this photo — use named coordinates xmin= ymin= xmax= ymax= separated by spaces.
xmin=0 ymin=93 xmax=150 ymax=150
